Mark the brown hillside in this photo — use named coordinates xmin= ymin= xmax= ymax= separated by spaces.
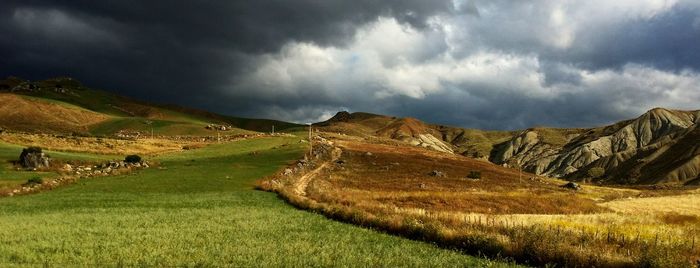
xmin=0 ymin=93 xmax=110 ymax=133
xmin=376 ymin=117 xmax=437 ymax=138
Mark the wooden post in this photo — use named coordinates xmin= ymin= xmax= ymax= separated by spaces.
xmin=308 ymin=125 xmax=313 ymax=157
xmin=519 ymin=165 xmax=522 ymax=184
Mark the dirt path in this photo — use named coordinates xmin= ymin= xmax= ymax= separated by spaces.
xmin=293 ymin=147 xmax=342 ymax=196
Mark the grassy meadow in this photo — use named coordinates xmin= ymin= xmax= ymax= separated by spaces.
xmin=0 ymin=137 xmax=511 ymax=267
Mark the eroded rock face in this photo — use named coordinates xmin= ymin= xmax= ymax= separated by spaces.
xmin=376 ymin=117 xmax=455 ymax=154
xmin=406 ymin=134 xmax=454 ymax=154
xmin=490 ymin=108 xmax=700 ymax=185
xmin=19 ymin=147 xmax=50 ymax=169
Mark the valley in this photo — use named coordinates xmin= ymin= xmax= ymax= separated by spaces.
xmin=0 ymin=77 xmax=698 ymax=267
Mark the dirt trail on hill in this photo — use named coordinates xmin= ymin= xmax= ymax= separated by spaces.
xmin=293 ymin=147 xmax=342 ymax=196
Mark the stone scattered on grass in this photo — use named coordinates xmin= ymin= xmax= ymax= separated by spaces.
xmin=561 ymin=182 xmax=581 ymax=191
xmin=429 ymin=170 xmax=446 ymax=177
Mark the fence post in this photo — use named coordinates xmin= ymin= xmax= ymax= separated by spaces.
xmin=655 ymin=233 xmax=658 ymax=246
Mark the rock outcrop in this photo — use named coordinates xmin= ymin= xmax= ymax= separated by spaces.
xmin=490 ymin=108 xmax=700 ymax=185
xmin=19 ymin=147 xmax=50 ymax=169
xmin=314 ymin=108 xmax=700 ymax=185
xmin=376 ymin=117 xmax=454 ymax=153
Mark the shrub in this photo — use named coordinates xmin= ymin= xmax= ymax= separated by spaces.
xmin=124 ymin=155 xmax=142 ymax=163
xmin=467 ymin=171 xmax=482 ymax=179
xmin=24 ymin=177 xmax=43 ymax=186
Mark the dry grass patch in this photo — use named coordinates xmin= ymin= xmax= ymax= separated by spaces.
xmin=0 ymin=132 xmax=198 ymax=155
xmin=259 ymin=134 xmax=700 ymax=267
xmin=0 ymin=93 xmax=110 ymax=133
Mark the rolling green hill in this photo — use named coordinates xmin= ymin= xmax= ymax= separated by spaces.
xmin=0 ymin=77 xmax=304 ymax=136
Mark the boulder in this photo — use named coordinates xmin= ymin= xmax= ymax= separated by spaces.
xmin=19 ymin=147 xmax=50 ymax=169
xmin=62 ymin=164 xmax=73 ymax=171
xmin=561 ymin=182 xmax=581 ymax=191
xmin=429 ymin=170 xmax=446 ymax=177
xmin=283 ymin=168 xmax=293 ymax=176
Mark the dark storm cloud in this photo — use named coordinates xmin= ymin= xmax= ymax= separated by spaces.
xmin=1 ymin=0 xmax=699 ymax=129
xmin=0 ymin=0 xmax=452 ymax=102
xmin=549 ymin=3 xmax=700 ymax=72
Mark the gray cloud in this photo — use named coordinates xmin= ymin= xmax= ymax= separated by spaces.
xmin=1 ymin=0 xmax=699 ymax=130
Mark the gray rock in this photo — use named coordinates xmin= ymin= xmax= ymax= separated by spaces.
xmin=561 ymin=182 xmax=581 ymax=190
xmin=19 ymin=147 xmax=50 ymax=169
xmin=429 ymin=170 xmax=446 ymax=177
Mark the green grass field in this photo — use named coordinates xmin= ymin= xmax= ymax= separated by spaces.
xmin=0 ymin=137 xmax=511 ymax=267
xmin=0 ymin=143 xmax=117 ymax=190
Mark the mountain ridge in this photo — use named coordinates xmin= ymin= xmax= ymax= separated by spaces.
xmin=316 ymin=108 xmax=700 ymax=185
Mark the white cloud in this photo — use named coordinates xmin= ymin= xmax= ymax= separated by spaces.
xmin=229 ymin=1 xmax=700 ymax=128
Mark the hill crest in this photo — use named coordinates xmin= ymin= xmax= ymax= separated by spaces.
xmin=315 ymin=108 xmax=700 ymax=185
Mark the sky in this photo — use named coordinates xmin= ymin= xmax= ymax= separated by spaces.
xmin=1 ymin=0 xmax=699 ymax=130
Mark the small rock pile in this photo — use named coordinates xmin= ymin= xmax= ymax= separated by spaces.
xmin=3 ymin=159 xmax=152 ymax=197
xmin=64 ymin=160 xmax=151 ymax=177
xmin=281 ymin=159 xmax=312 ymax=176
xmin=205 ymin=124 xmax=233 ymax=131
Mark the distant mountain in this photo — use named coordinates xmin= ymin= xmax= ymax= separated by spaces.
xmin=316 ymin=108 xmax=700 ymax=186
xmin=490 ymin=108 xmax=700 ymax=185
xmin=0 ymin=77 xmax=303 ymax=135
xmin=315 ymin=111 xmax=456 ymax=153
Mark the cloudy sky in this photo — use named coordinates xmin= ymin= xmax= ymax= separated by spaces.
xmin=1 ymin=1 xmax=699 ymax=129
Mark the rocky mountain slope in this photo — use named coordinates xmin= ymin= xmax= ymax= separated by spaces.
xmin=316 ymin=111 xmax=454 ymax=153
xmin=317 ymin=108 xmax=700 ymax=185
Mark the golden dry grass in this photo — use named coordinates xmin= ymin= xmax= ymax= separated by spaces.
xmin=0 ymin=93 xmax=110 ymax=133
xmin=259 ymin=133 xmax=700 ymax=267
xmin=0 ymin=132 xmax=200 ymax=156
xmin=601 ymin=193 xmax=700 ymax=216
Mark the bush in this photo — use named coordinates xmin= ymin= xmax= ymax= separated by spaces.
xmin=124 ymin=155 xmax=142 ymax=163
xmin=467 ymin=171 xmax=482 ymax=179
xmin=24 ymin=177 xmax=43 ymax=186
